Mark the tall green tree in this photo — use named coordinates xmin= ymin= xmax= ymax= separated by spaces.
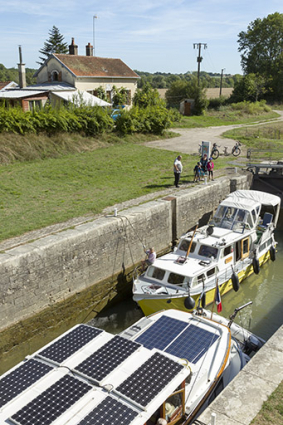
xmin=238 ymin=12 xmax=283 ymax=100
xmin=38 ymin=26 xmax=68 ymax=65
xmin=165 ymin=77 xmax=208 ymax=114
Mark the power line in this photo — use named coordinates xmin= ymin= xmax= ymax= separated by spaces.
xmin=193 ymin=43 xmax=207 ymax=86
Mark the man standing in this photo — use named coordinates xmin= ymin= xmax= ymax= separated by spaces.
xmin=173 ymin=155 xmax=182 ymax=187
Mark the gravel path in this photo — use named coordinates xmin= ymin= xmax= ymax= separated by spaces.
xmin=144 ymin=110 xmax=283 ymax=155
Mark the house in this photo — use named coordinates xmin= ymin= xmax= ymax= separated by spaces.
xmin=0 ymin=81 xmax=18 ymax=91
xmin=34 ymin=38 xmax=140 ymax=107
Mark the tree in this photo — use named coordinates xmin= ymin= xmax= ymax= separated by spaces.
xmin=133 ymin=83 xmax=163 ymax=108
xmin=165 ymin=77 xmax=208 ymax=114
xmin=238 ymin=13 xmax=283 ymax=100
xmin=230 ymin=73 xmax=270 ymax=102
xmin=38 ymin=26 xmax=68 ymax=65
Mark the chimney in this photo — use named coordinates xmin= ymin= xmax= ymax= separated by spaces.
xmin=18 ymin=46 xmax=26 ymax=88
xmin=69 ymin=38 xmax=78 ymax=55
xmin=86 ymin=42 xmax=93 ymax=56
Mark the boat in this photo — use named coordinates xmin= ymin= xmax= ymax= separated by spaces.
xmin=0 ymin=303 xmax=264 ymax=425
xmin=133 ymin=190 xmax=281 ymax=316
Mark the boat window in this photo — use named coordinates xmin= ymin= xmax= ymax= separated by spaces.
xmin=178 ymin=239 xmax=196 ymax=253
xmin=198 ymin=245 xmax=218 ymax=259
xmin=192 ymin=273 xmax=205 ymax=288
xmin=223 ymin=245 xmax=233 ymax=256
xmin=168 ymin=273 xmax=185 ymax=285
xmin=147 ymin=266 xmax=166 ymax=281
xmin=207 ymin=267 xmax=216 ymax=278
xmin=241 ymin=237 xmax=250 ymax=259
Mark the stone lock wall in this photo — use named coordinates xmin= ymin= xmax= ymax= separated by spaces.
xmin=0 ymin=174 xmax=252 ymax=334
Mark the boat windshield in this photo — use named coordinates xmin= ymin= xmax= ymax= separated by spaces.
xmin=211 ymin=206 xmax=253 ymax=233
xmin=146 ymin=266 xmax=166 ymax=281
xmin=198 ymin=245 xmax=218 ymax=259
xmin=178 ymin=238 xmax=196 ymax=253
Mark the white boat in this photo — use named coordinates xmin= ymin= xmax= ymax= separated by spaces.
xmin=0 ymin=304 xmax=264 ymax=425
xmin=133 ymin=190 xmax=281 ymax=316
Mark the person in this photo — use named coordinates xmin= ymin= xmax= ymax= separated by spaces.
xmin=173 ymin=155 xmax=182 ymax=188
xmin=141 ymin=247 xmax=156 ymax=271
xmin=199 ymin=153 xmax=208 ymax=180
xmin=207 ymin=157 xmax=214 ymax=181
xmin=193 ymin=162 xmax=201 ymax=182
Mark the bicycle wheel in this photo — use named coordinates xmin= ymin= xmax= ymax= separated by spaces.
xmin=211 ymin=149 xmax=219 ymax=159
xmin=233 ymin=148 xmax=241 ymax=157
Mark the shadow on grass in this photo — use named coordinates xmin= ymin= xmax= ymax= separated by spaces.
xmin=144 ymin=183 xmax=173 ymax=189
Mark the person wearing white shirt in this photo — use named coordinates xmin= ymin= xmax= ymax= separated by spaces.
xmin=173 ymin=155 xmax=182 ymax=187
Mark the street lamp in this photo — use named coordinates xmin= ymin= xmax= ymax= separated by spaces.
xmin=93 ymin=15 xmax=98 ymax=56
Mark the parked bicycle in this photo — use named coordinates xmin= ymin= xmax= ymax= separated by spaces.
xmin=223 ymin=141 xmax=241 ymax=157
xmin=211 ymin=143 xmax=220 ymax=159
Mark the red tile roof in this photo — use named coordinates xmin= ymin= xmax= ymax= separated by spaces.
xmin=54 ymin=54 xmax=139 ymax=78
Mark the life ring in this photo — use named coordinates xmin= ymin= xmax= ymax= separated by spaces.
xmin=270 ymin=246 xmax=276 ymax=262
xmin=232 ymin=272 xmax=240 ymax=292
xmin=253 ymin=257 xmax=260 ymax=275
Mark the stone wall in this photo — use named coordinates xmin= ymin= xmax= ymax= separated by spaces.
xmin=0 ymin=174 xmax=252 ymax=333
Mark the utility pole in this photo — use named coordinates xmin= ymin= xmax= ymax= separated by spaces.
xmin=193 ymin=43 xmax=207 ymax=86
xmin=93 ymin=15 xmax=98 ymax=56
xmin=220 ymin=68 xmax=225 ymax=96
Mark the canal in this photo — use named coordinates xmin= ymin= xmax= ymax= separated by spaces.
xmin=1 ymin=230 xmax=283 ymax=376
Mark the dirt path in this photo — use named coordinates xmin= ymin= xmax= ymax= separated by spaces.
xmin=144 ymin=110 xmax=283 ymax=155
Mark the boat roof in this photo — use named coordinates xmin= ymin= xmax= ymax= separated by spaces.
xmin=227 ymin=190 xmax=281 ymax=208
xmin=0 ymin=310 xmax=229 ymax=425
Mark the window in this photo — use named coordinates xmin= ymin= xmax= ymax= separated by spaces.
xmin=224 ymin=245 xmax=233 ymax=256
xmin=198 ymin=245 xmax=218 ymax=258
xmin=147 ymin=266 xmax=165 ymax=281
xmin=168 ymin=273 xmax=185 ymax=285
xmin=207 ymin=267 xmax=216 ymax=278
xmin=178 ymin=239 xmax=196 ymax=253
xmin=241 ymin=237 xmax=250 ymax=259
xmin=28 ymin=100 xmax=42 ymax=111
xmin=51 ymin=70 xmax=59 ymax=81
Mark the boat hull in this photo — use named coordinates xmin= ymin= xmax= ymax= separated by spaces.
xmin=135 ymin=250 xmax=271 ymax=316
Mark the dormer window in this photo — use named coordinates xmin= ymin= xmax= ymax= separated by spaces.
xmin=51 ymin=70 xmax=59 ymax=82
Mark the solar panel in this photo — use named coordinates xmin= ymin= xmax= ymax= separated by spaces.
xmin=78 ymin=396 xmax=138 ymax=425
xmin=75 ymin=335 xmax=140 ymax=381
xmin=165 ymin=324 xmax=219 ymax=364
xmin=116 ymin=352 xmax=183 ymax=407
xmin=135 ymin=316 xmax=187 ymax=350
xmin=38 ymin=324 xmax=103 ymax=363
xmin=10 ymin=375 xmax=92 ymax=425
xmin=0 ymin=359 xmax=53 ymax=408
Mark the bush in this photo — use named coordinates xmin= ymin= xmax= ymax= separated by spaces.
xmin=207 ymin=96 xmax=228 ymax=110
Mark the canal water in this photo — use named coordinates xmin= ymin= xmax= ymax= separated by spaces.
xmin=1 ymin=231 xmax=283 ymax=376
xmin=91 ymin=230 xmax=283 ymax=342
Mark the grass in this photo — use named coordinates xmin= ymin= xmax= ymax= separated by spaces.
xmin=0 ymin=105 xmax=281 ymax=243
xmin=222 ymin=121 xmax=283 ymax=161
xmin=251 ymin=381 xmax=283 ymax=425
xmin=170 ymin=109 xmax=279 ymax=129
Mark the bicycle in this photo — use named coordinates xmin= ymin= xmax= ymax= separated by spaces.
xmin=223 ymin=141 xmax=241 ymax=157
xmin=211 ymin=143 xmax=220 ymax=160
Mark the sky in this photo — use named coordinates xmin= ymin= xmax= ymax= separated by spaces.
xmin=0 ymin=0 xmax=282 ymax=76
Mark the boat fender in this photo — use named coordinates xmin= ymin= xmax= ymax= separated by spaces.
xmin=270 ymin=246 xmax=276 ymax=262
xmin=253 ymin=257 xmax=260 ymax=275
xmin=232 ymin=272 xmax=240 ymax=292
xmin=201 ymin=292 xmax=206 ymax=308
xmin=184 ymin=296 xmax=195 ymax=310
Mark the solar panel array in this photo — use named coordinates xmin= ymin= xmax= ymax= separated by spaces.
xmin=0 ymin=359 xmax=53 ymax=408
xmin=10 ymin=375 xmax=92 ymax=425
xmin=38 ymin=324 xmax=103 ymax=364
xmin=136 ymin=316 xmax=219 ymax=364
xmin=77 ymin=396 xmax=138 ymax=425
xmin=116 ymin=352 xmax=183 ymax=407
xmin=136 ymin=315 xmax=187 ymax=350
xmin=165 ymin=324 xmax=219 ymax=363
xmin=75 ymin=335 xmax=140 ymax=381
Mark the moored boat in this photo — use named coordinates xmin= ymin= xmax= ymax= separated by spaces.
xmin=133 ymin=190 xmax=281 ymax=316
xmin=0 ymin=304 xmax=264 ymax=425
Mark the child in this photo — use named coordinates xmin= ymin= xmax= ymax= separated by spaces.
xmin=207 ymin=157 xmax=214 ymax=181
xmin=193 ymin=162 xmax=201 ymax=182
